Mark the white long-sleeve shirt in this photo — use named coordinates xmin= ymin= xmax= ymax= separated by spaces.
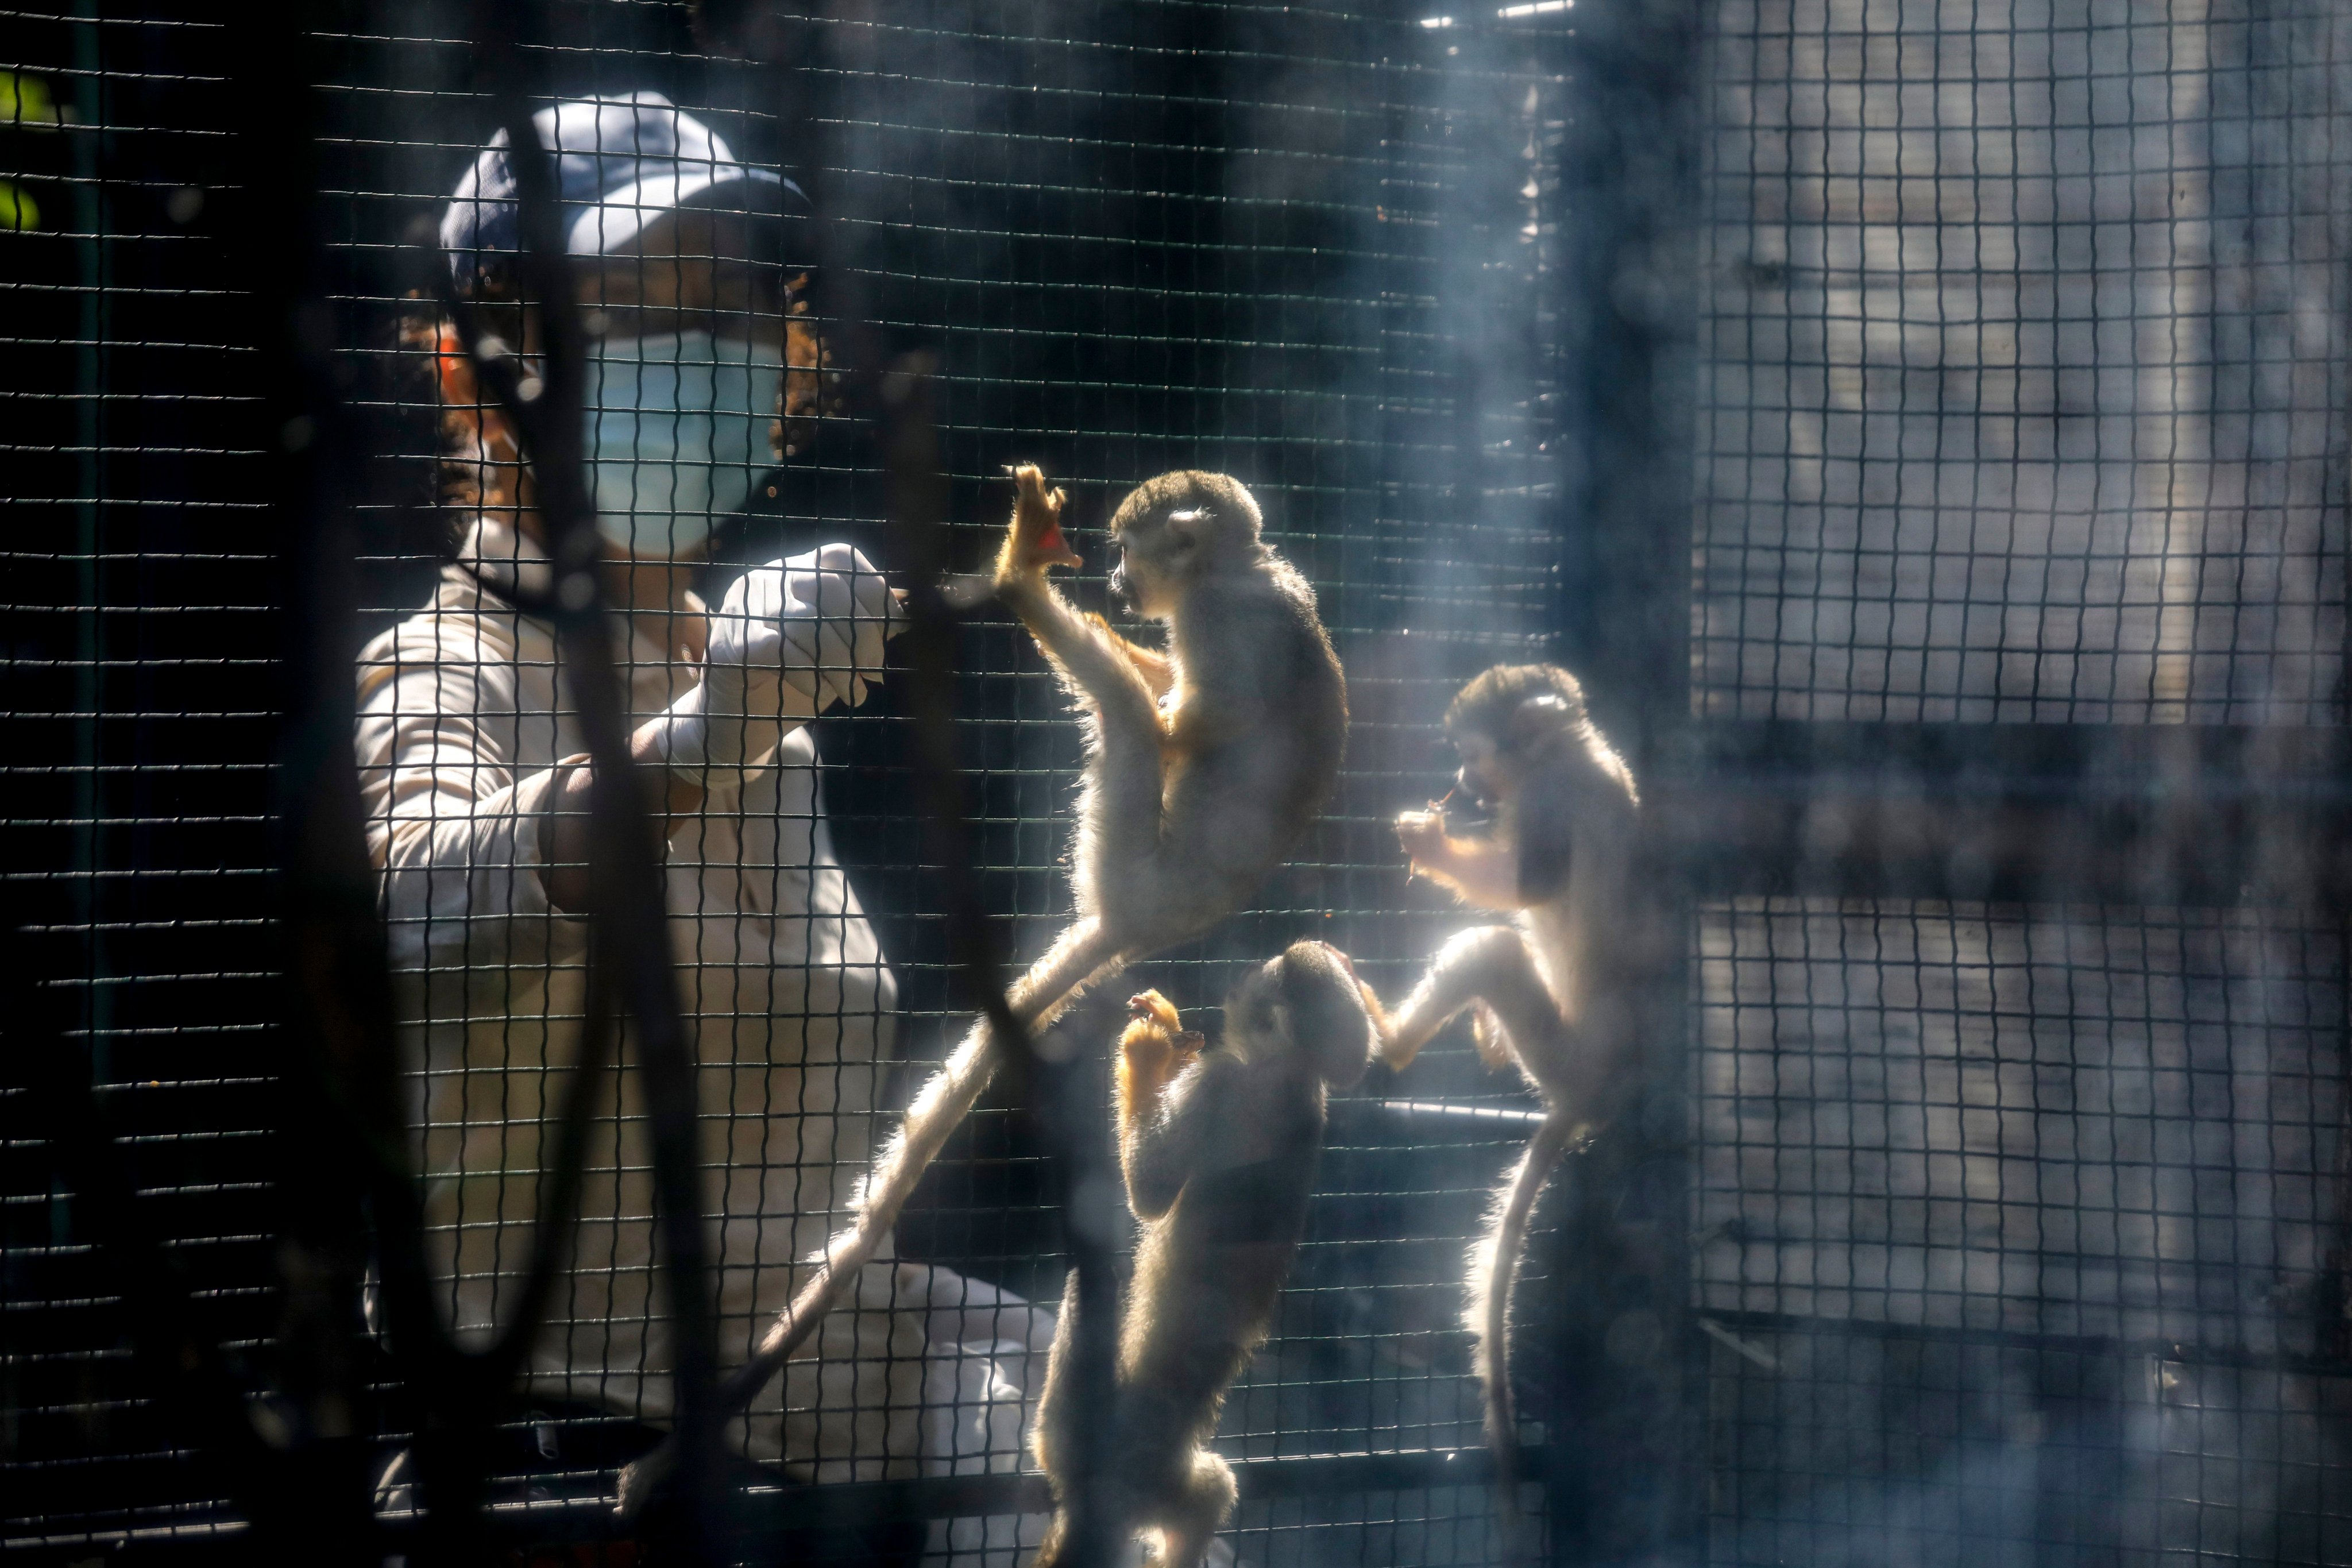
xmin=354 ymin=517 xmax=1048 ymax=1480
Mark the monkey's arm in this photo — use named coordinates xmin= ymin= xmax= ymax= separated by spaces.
xmin=1121 ymin=1051 xmax=1240 ymax=1222
xmin=1116 ymin=992 xmax=1202 ymax=1140
xmin=1397 ymin=812 xmax=1523 ymax=910
xmin=995 ymin=465 xmax=1167 ymax=724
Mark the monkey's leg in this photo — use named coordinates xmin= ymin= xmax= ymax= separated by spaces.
xmin=1380 ymin=926 xmax=1562 ymax=1072
xmin=1029 ymin=1272 xmax=1084 ymax=1568
xmin=1151 ymin=1449 xmax=1237 ymax=1568
xmin=1468 ymin=1002 xmax=1515 ymax=1071
xmin=1030 ymin=1269 xmax=1081 ymax=1482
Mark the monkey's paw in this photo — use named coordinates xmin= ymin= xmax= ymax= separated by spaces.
xmin=1395 ymin=809 xmax=1450 ymax=872
xmin=1372 ymin=1018 xmax=1420 ymax=1073
xmin=999 ymin=462 xmax=1082 ymax=579
xmin=1127 ymin=989 xmax=1180 ymax=1032
xmin=1119 ymin=990 xmax=1194 ymax=1092
xmin=1469 ymin=1002 xmax=1515 ymax=1070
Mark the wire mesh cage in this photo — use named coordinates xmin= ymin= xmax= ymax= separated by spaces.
xmin=2 ymin=0 xmax=2347 ymax=1565
xmin=1694 ymin=899 xmax=2351 ymax=1562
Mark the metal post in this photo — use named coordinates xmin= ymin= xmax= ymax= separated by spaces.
xmin=1546 ymin=0 xmax=1705 ymax=1558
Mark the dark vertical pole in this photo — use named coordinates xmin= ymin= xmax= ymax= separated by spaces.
xmin=227 ymin=0 xmax=426 ymax=1560
xmin=233 ymin=3 xmax=725 ymax=1555
xmin=767 ymin=24 xmax=1126 ymax=1567
xmin=1552 ymin=0 xmax=1701 ymax=745
xmin=685 ymin=14 xmax=1121 ymax=1562
xmin=1546 ymin=0 xmax=1705 ymax=1561
xmin=462 ymin=7 xmax=727 ymax=1557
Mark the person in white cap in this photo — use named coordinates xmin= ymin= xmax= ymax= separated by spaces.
xmin=357 ymin=93 xmax=1050 ymax=1500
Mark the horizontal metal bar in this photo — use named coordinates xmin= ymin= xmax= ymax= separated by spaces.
xmin=744 ymin=1469 xmax=1053 ymax=1525
xmin=1697 ymin=1308 xmax=2352 ymax=1379
xmin=736 ymin=1447 xmax=1509 ymax=1534
xmin=1664 ymin=721 xmax=2352 ymax=907
xmin=1 ymin=1518 xmax=252 ymax=1557
xmin=52 ymin=1447 xmax=1525 ymax=1558
xmin=1690 ymin=720 xmax=2352 ymax=795
xmin=1372 ymin=1100 xmax=1548 ymax=1127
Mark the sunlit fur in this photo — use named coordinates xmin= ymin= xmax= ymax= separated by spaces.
xmin=737 ymin=465 xmax=1347 ymax=1380
xmin=1372 ymin=663 xmax=1643 ymax=1489
xmin=1033 ymin=943 xmax=1374 ymax=1568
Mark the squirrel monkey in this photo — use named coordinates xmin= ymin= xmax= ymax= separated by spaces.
xmin=1033 ymin=944 xmax=1376 ymax=1568
xmin=723 ymin=465 xmax=1347 ymax=1400
xmin=1375 ymin=664 xmax=1644 ymax=1489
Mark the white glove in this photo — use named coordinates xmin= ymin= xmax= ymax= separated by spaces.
xmin=789 ymin=542 xmax=897 ymax=712
xmin=648 ymin=544 xmax=897 ymax=783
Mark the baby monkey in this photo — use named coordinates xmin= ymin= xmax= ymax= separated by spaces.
xmin=724 ymin=465 xmax=1346 ymax=1392
xmin=1033 ymin=943 xmax=1376 ymax=1568
xmin=1377 ymin=664 xmax=1643 ymax=1486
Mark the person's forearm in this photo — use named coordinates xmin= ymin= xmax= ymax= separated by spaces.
xmin=538 ymin=720 xmax=708 ymax=912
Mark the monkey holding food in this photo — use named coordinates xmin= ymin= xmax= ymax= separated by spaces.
xmin=1032 ymin=942 xmax=1376 ymax=1568
xmin=728 ymin=464 xmax=1348 ymax=1391
xmin=1372 ymin=664 xmax=1643 ymax=1485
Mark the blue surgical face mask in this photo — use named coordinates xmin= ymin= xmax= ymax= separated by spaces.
xmin=584 ymin=330 xmax=786 ymax=557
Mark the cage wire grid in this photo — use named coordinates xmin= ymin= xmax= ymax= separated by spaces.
xmin=1 ymin=0 xmax=2349 ymax=1566
xmin=1691 ymin=0 xmax=2352 ymax=725
xmin=1 ymin=2 xmax=288 ymax=1555
xmin=1679 ymin=0 xmax=2352 ymax=1550
xmin=5 ymin=2 xmax=1588 ymax=1562
xmin=1693 ymin=898 xmax=2351 ymax=1563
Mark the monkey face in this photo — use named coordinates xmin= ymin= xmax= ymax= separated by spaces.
xmin=1442 ymin=666 xmax=1592 ymax=805
xmin=1104 ymin=471 xmax=1265 ymax=619
xmin=1106 ymin=509 xmax=1203 ymax=619
xmin=1450 ymin=727 xmax=1514 ymax=809
xmin=1105 ymin=536 xmax=1148 ymax=615
xmin=1229 ymin=940 xmax=1375 ymax=1089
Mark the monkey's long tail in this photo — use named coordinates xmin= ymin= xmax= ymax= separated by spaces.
xmin=617 ymin=921 xmax=1127 ymax=1517
xmin=757 ymin=920 xmax=1123 ymax=1368
xmin=1471 ymin=1109 xmax=1577 ymax=1496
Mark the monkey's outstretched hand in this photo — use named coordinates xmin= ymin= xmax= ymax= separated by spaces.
xmin=996 ymin=462 xmax=1082 ymax=581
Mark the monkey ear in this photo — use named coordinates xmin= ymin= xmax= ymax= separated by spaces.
xmin=1508 ymin=692 xmax=1573 ymax=752
xmin=1164 ymin=507 xmax=1211 ymax=546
